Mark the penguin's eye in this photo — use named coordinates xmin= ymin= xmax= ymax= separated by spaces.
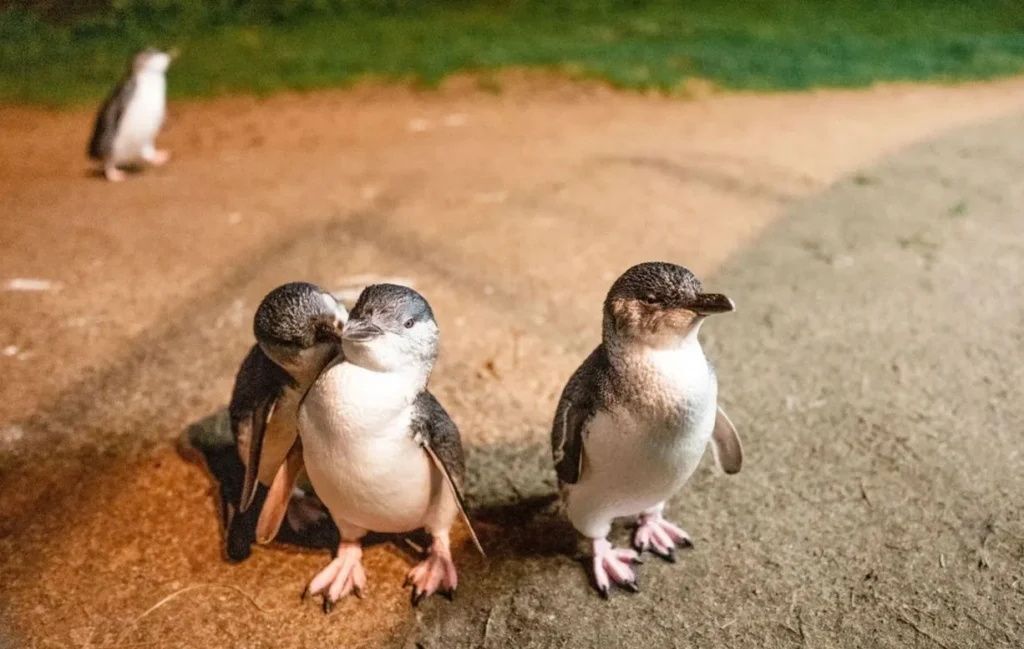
xmin=404 ymin=318 xmax=415 ymax=329
xmin=642 ymin=295 xmax=659 ymax=305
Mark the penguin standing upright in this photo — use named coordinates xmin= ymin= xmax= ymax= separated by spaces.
xmin=88 ymin=48 xmax=175 ymax=182
xmin=252 ymin=284 xmax=483 ymax=610
xmin=226 ymin=283 xmax=347 ymax=561
xmin=551 ymin=262 xmax=743 ymax=596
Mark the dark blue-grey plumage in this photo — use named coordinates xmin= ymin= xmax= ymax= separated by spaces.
xmin=552 ymin=346 xmax=615 ymax=485
xmin=410 ymin=390 xmax=483 ymax=555
xmin=224 ymin=344 xmax=290 ymax=560
xmin=349 ymin=283 xmax=435 ymax=331
xmin=88 ymin=77 xmax=137 ymax=161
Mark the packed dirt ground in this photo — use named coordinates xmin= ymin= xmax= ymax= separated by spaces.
xmin=2 ymin=75 xmax=1023 ymax=648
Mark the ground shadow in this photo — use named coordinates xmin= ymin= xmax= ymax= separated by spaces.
xmin=179 ymin=407 xmax=571 ymax=564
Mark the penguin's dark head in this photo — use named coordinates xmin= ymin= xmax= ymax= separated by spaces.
xmin=132 ymin=48 xmax=174 ymax=75
xmin=603 ymin=262 xmax=734 ymax=345
xmin=253 ymin=282 xmax=347 ymax=377
xmin=342 ymin=284 xmax=439 ymax=373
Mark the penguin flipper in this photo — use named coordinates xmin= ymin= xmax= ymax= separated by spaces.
xmin=413 ymin=391 xmax=485 ymax=557
xmin=255 ymin=438 xmax=304 ymax=544
xmin=240 ymin=393 xmax=279 ymax=512
xmin=552 ymin=397 xmax=589 ymax=486
xmin=88 ymin=77 xmax=135 ymax=161
xmin=551 ymin=346 xmax=609 ymax=485
xmin=711 ymin=406 xmax=743 ymax=474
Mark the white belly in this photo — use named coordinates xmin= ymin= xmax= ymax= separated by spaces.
xmin=299 ymin=360 xmax=443 ymax=534
xmin=112 ymin=74 xmax=165 ymax=163
xmin=566 ymin=342 xmax=717 ymax=537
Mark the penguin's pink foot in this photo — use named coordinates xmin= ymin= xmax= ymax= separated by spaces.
xmin=633 ymin=511 xmax=693 ymax=561
xmin=592 ymin=538 xmax=641 ymax=597
xmin=304 ymin=542 xmax=366 ymax=613
xmin=151 ymin=149 xmax=171 ymax=166
xmin=405 ymin=537 xmax=458 ymax=605
xmin=104 ymin=166 xmax=126 ymax=182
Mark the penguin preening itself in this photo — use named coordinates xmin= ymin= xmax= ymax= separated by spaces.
xmin=551 ymin=262 xmax=743 ymax=597
xmin=281 ymin=284 xmax=483 ymax=610
xmin=226 ymin=283 xmax=347 ymax=561
xmin=87 ymin=47 xmax=175 ymax=182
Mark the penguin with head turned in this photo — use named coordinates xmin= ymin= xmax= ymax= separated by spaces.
xmin=224 ymin=282 xmax=347 ymax=561
xmin=551 ymin=262 xmax=743 ymax=596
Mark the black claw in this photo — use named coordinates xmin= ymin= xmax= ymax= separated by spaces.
xmin=442 ymin=588 xmax=454 ymax=602
xmin=597 ymin=585 xmax=610 ymax=600
xmin=623 ymin=581 xmax=640 ymax=593
xmin=322 ymin=598 xmax=334 ymax=614
xmin=403 ymin=575 xmax=413 ymax=588
xmin=354 ymin=585 xmax=365 ymax=600
xmin=412 ymin=590 xmax=427 ymax=607
xmin=680 ymin=538 xmax=695 ymax=549
xmin=301 ymin=586 xmax=310 ymax=601
xmin=650 ymin=548 xmax=677 ymax=563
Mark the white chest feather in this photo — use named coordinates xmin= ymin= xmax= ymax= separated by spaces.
xmin=298 ymin=361 xmax=437 ymax=534
xmin=570 ymin=341 xmax=718 ymax=521
xmin=112 ymin=72 xmax=166 ymax=161
xmin=643 ymin=344 xmax=715 ymax=415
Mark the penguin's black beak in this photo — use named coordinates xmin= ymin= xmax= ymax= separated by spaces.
xmin=342 ymin=319 xmax=384 ymax=343
xmin=688 ymin=293 xmax=736 ymax=315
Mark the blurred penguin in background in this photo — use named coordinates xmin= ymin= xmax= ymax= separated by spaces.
xmin=88 ymin=47 xmax=176 ymax=182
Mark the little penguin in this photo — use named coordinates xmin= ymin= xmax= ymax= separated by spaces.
xmin=293 ymin=283 xmax=483 ymax=611
xmin=551 ymin=261 xmax=743 ymax=597
xmin=226 ymin=282 xmax=347 ymax=561
xmin=87 ymin=47 xmax=175 ymax=182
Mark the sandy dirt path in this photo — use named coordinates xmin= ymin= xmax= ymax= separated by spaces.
xmin=1 ymin=77 xmax=1023 ymax=648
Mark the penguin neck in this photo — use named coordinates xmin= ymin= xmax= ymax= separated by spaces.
xmin=604 ymin=324 xmax=713 ymax=417
xmin=342 ymin=344 xmax=432 ymax=393
xmin=604 ymin=319 xmax=709 ymax=394
xmin=604 ymin=317 xmax=706 ymax=360
xmin=262 ymin=341 xmax=338 ymax=389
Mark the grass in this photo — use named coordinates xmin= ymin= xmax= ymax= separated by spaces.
xmin=2 ymin=0 xmax=1024 ymax=106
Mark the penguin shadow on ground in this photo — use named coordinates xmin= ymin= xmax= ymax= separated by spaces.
xmin=178 ymin=409 xmax=574 ymax=569
xmin=177 ymin=408 xmax=339 ymax=562
xmin=463 ymin=443 xmax=576 ymax=560
xmin=85 ymin=163 xmax=147 ymax=181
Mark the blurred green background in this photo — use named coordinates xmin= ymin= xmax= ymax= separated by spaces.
xmin=2 ymin=0 xmax=1024 ymax=105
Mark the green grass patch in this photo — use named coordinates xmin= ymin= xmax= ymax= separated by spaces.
xmin=2 ymin=0 xmax=1024 ymax=106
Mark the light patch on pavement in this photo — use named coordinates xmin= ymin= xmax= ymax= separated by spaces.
xmin=214 ymin=299 xmax=247 ymax=329
xmin=407 ymin=118 xmax=432 ymax=132
xmin=5 ymin=278 xmax=59 ymax=292
xmin=444 ymin=113 xmax=469 ymax=127
xmin=1 ymin=425 xmax=25 ymax=444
